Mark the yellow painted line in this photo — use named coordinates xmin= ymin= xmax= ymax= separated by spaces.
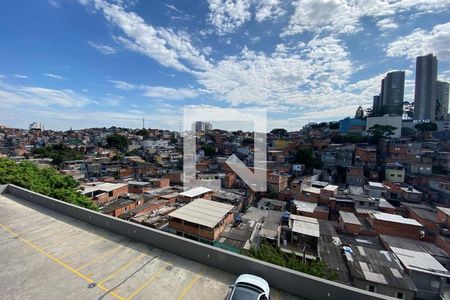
xmin=98 ymin=253 xmax=147 ymax=285
xmin=76 ymin=245 xmax=121 ymax=271
xmin=275 ymin=288 xmax=281 ymax=300
xmin=28 ymin=224 xmax=71 ymax=242
xmin=41 ymin=229 xmax=85 ymax=251
xmin=0 ymin=223 xmax=125 ymax=300
xmin=126 ymin=266 xmax=166 ymax=300
xmin=177 ymin=267 xmax=206 ymax=300
xmin=58 ymin=237 xmax=104 ymax=260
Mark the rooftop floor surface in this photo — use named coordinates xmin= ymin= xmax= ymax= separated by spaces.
xmin=0 ymin=193 xmax=301 ymax=300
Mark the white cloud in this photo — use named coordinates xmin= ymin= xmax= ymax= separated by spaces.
xmin=282 ymin=0 xmax=450 ymax=36
xmin=197 ymin=36 xmax=353 ymax=108
xmin=88 ymin=41 xmax=117 ymax=55
xmin=108 ymin=79 xmax=199 ymax=99
xmin=206 ymin=0 xmax=285 ymax=33
xmin=82 ymin=0 xmax=211 ymax=73
xmin=255 ymin=0 xmax=285 ymax=22
xmin=207 ymin=0 xmax=252 ymax=35
xmin=282 ymin=0 xmax=360 ymax=36
xmin=144 ymin=86 xmax=199 ymax=100
xmin=386 ymin=22 xmax=450 ymax=60
xmin=376 ymin=18 xmax=398 ymax=30
xmin=48 ymin=0 xmax=61 ymax=8
xmin=108 ymin=79 xmax=136 ymax=90
xmin=42 ymin=73 xmax=65 ymax=80
xmin=0 ymin=82 xmax=89 ymax=109
xmin=13 ymin=74 xmax=29 ymax=79
xmin=164 ymin=4 xmax=192 ymax=20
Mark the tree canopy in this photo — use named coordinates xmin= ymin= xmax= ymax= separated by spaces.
xmin=293 ymin=149 xmax=323 ymax=171
xmin=328 ymin=122 xmax=339 ymax=130
xmin=355 ymin=106 xmax=364 ymax=119
xmin=135 ymin=128 xmax=149 ymax=138
xmin=106 ymin=133 xmax=130 ymax=152
xmin=243 ymin=241 xmax=337 ymax=280
xmin=414 ymin=122 xmax=437 ymax=132
xmin=270 ymin=128 xmax=287 ymax=137
xmin=33 ymin=144 xmax=83 ymax=166
xmin=367 ymin=124 xmax=397 ymax=143
xmin=202 ymin=144 xmax=216 ymax=156
xmin=0 ymin=158 xmax=97 ymax=210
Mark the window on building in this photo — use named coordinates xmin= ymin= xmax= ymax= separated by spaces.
xmin=367 ymin=285 xmax=376 ymax=292
xmin=396 ymin=292 xmax=404 ymax=299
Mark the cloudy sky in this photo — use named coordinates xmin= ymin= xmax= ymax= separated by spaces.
xmin=0 ymin=0 xmax=449 ymax=131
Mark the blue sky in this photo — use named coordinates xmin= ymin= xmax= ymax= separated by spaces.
xmin=0 ymin=0 xmax=449 ymax=131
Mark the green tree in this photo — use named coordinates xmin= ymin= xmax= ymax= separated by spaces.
xmin=414 ymin=122 xmax=437 ymax=132
xmin=242 ymin=137 xmax=254 ymax=146
xmin=328 ymin=122 xmax=339 ymax=130
xmin=106 ymin=133 xmax=130 ymax=152
xmin=202 ymin=144 xmax=216 ymax=156
xmin=243 ymin=241 xmax=337 ymax=281
xmin=364 ymin=107 xmax=374 ymax=119
xmin=293 ymin=149 xmax=322 ymax=171
xmin=355 ymin=106 xmax=364 ymax=119
xmin=270 ymin=128 xmax=287 ymax=137
xmin=0 ymin=158 xmax=97 ymax=210
xmin=367 ymin=124 xmax=397 ymax=144
xmin=136 ymin=128 xmax=149 ymax=138
xmin=33 ymin=144 xmax=83 ymax=167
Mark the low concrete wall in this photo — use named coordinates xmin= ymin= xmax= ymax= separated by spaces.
xmin=3 ymin=184 xmax=392 ymax=300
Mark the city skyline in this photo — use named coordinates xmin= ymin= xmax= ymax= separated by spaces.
xmin=0 ymin=0 xmax=450 ymax=131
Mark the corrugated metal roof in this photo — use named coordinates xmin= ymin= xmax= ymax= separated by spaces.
xmin=294 ymin=200 xmax=317 ymax=213
xmin=437 ymin=206 xmax=450 ymax=216
xmin=339 ymin=211 xmax=361 ymax=225
xmin=168 ymin=198 xmax=233 ymax=228
xmin=82 ymin=183 xmax=128 ymax=194
xmin=292 ymin=217 xmax=320 ymax=238
xmin=179 ymin=187 xmax=213 ymax=198
xmin=391 ymin=247 xmax=450 ymax=278
xmin=371 ymin=212 xmax=422 ymax=226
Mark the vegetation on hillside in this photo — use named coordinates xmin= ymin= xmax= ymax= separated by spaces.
xmin=414 ymin=122 xmax=437 ymax=132
xmin=106 ymin=133 xmax=130 ymax=152
xmin=33 ymin=144 xmax=84 ymax=166
xmin=0 ymin=158 xmax=97 ymax=210
xmin=367 ymin=124 xmax=397 ymax=144
xmin=243 ymin=241 xmax=337 ymax=281
xmin=293 ymin=149 xmax=323 ymax=171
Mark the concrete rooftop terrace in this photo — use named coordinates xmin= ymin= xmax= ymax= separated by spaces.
xmin=0 ymin=192 xmax=300 ymax=300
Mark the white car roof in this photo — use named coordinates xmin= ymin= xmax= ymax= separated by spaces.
xmin=235 ymin=274 xmax=270 ymax=296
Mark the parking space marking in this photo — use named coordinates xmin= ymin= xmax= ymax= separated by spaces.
xmin=275 ymin=289 xmax=281 ymax=300
xmin=176 ymin=267 xmax=206 ymax=300
xmin=0 ymin=222 xmax=125 ymax=300
xmin=41 ymin=229 xmax=85 ymax=251
xmin=57 ymin=237 xmax=104 ymax=259
xmin=76 ymin=245 xmax=122 ymax=271
xmin=28 ymin=224 xmax=72 ymax=243
xmin=126 ymin=266 xmax=166 ymax=300
xmin=98 ymin=253 xmax=147 ymax=286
